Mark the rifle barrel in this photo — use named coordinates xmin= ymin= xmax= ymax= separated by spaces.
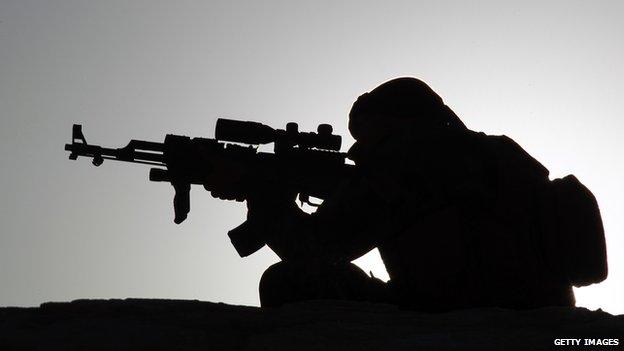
xmin=65 ymin=141 xmax=166 ymax=166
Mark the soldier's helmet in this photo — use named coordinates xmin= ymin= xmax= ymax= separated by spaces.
xmin=349 ymin=77 xmax=466 ymax=136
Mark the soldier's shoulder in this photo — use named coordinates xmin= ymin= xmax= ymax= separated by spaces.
xmin=479 ymin=133 xmax=532 ymax=158
xmin=474 ymin=132 xmax=550 ymax=178
xmin=470 ymin=131 xmax=513 ymax=144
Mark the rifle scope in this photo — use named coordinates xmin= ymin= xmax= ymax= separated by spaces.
xmin=215 ymin=118 xmax=341 ymax=151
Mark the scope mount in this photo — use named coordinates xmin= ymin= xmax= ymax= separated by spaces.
xmin=215 ymin=118 xmax=342 ymax=152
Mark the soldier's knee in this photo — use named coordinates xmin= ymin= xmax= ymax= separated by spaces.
xmin=259 ymin=261 xmax=295 ymax=308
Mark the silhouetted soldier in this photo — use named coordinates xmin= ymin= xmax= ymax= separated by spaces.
xmin=211 ymin=78 xmax=607 ymax=311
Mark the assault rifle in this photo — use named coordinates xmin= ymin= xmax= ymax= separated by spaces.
xmin=65 ymin=119 xmax=353 ymax=254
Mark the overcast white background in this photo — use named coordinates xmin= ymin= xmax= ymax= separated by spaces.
xmin=1 ymin=1 xmax=622 ymax=314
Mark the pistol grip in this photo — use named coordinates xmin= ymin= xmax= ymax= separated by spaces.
xmin=172 ymin=182 xmax=191 ymax=224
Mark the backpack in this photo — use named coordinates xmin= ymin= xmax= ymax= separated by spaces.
xmin=538 ymin=175 xmax=608 ymax=287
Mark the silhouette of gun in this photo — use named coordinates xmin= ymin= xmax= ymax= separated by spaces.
xmin=65 ymin=119 xmax=353 ymax=227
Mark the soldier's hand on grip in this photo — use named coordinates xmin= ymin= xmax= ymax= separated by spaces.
xmin=202 ymin=153 xmax=247 ymax=201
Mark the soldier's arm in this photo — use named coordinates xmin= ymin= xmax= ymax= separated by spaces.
xmin=248 ymin=171 xmax=397 ymax=263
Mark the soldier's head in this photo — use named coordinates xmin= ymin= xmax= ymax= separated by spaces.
xmin=347 ymin=77 xmax=466 ymax=162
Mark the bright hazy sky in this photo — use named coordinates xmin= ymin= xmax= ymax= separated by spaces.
xmin=1 ymin=1 xmax=622 ymax=313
